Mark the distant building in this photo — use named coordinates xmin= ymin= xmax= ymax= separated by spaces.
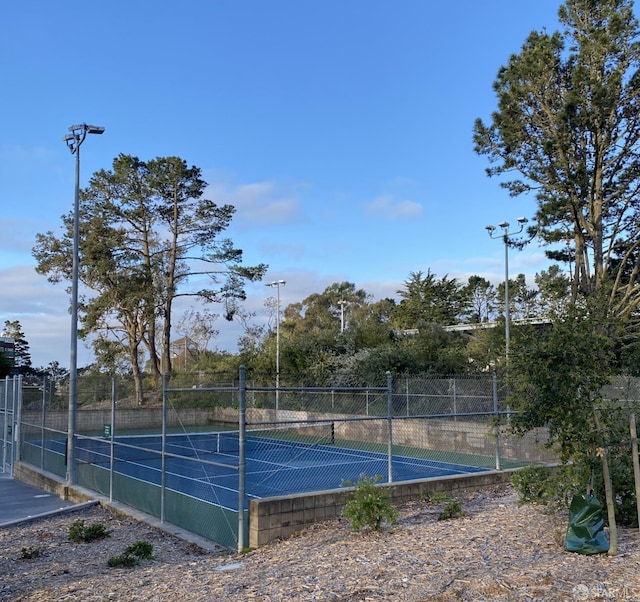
xmin=0 ymin=337 xmax=16 ymax=374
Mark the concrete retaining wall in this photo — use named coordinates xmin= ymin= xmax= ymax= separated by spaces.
xmin=15 ymin=460 xmax=518 ymax=550
xmin=248 ymin=469 xmax=516 ymax=548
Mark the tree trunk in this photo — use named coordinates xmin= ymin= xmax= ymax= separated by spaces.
xmin=132 ymin=360 xmax=145 ymax=407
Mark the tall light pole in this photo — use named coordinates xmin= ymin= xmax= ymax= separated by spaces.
xmin=62 ymin=123 xmax=105 ymax=485
xmin=485 ymin=217 xmax=528 ymax=370
xmin=266 ymin=279 xmax=286 ymax=413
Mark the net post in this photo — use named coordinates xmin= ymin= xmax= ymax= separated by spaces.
xmin=386 ymin=371 xmax=393 ymax=483
xmin=238 ymin=365 xmax=247 ymax=553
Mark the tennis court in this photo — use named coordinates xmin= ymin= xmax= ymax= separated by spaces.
xmin=44 ymin=428 xmax=489 ymax=512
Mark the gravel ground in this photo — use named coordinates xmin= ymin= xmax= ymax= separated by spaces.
xmin=1 ymin=485 xmax=640 ymax=601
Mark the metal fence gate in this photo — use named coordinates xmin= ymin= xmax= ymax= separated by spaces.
xmin=0 ymin=376 xmax=22 ymax=475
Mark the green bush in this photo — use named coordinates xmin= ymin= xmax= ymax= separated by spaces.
xmin=20 ymin=546 xmax=41 ymax=560
xmin=124 ymin=540 xmax=154 ymax=560
xmin=510 ymin=466 xmax=556 ymax=505
xmin=510 ymin=464 xmax=589 ymax=511
xmin=107 ymin=554 xmax=138 ymax=568
xmin=343 ymin=474 xmax=398 ymax=532
xmin=107 ymin=540 xmax=154 ymax=568
xmin=430 ymin=494 xmax=466 ymax=520
xmin=68 ymin=520 xmax=110 ymax=543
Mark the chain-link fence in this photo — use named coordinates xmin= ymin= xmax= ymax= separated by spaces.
xmin=18 ymin=369 xmax=557 ymax=551
xmin=1 ymin=376 xmax=22 ymax=474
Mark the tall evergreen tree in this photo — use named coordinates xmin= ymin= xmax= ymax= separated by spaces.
xmin=2 ymin=320 xmax=32 ymax=375
xmin=33 ymin=154 xmax=266 ymax=403
xmin=474 ymin=0 xmax=640 ymax=329
xmin=394 ymin=270 xmax=467 ymax=328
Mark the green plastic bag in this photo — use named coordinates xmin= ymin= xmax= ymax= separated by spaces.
xmin=565 ymin=493 xmax=610 ymax=555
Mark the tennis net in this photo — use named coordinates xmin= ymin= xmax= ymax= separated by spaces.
xmin=76 ymin=421 xmax=336 ymax=464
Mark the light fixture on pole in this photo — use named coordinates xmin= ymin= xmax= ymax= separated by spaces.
xmin=485 ymin=217 xmax=528 ymax=369
xmin=266 ymin=279 xmax=286 ymax=413
xmin=62 ymin=123 xmax=105 ymax=485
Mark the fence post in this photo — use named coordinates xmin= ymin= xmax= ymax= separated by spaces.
xmin=1 ymin=377 xmax=7 ymax=472
xmin=451 ymin=378 xmax=458 ymax=421
xmin=40 ymin=376 xmax=47 ymax=469
xmin=493 ymin=373 xmax=501 ymax=471
xmin=161 ymin=374 xmax=168 ymax=524
xmin=406 ymin=378 xmax=409 ymax=416
xmin=630 ymin=414 xmax=640 ymax=531
xmin=13 ymin=376 xmax=22 ymax=472
xmin=386 ymin=371 xmax=393 ymax=483
xmin=109 ymin=376 xmax=116 ymax=502
xmin=238 ymin=365 xmax=247 ymax=553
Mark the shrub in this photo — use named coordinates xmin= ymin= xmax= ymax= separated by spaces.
xmin=20 ymin=546 xmax=41 ymax=560
xmin=428 ymin=492 xmax=467 ymax=520
xmin=68 ymin=520 xmax=110 ymax=543
xmin=510 ymin=466 xmax=556 ymax=505
xmin=107 ymin=554 xmax=138 ymax=568
xmin=510 ymin=464 xmax=589 ymax=511
xmin=124 ymin=540 xmax=154 ymax=560
xmin=437 ymin=498 xmax=466 ymax=521
xmin=343 ymin=474 xmax=398 ymax=532
xmin=107 ymin=540 xmax=154 ymax=568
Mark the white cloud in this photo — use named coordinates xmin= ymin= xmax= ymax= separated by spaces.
xmin=365 ymin=195 xmax=423 ymax=219
xmin=0 ymin=265 xmax=82 ymax=367
xmin=204 ymin=179 xmax=305 ymax=227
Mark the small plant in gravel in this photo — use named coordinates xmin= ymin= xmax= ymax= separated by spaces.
xmin=438 ymin=498 xmax=466 ymax=521
xmin=342 ymin=474 xmax=398 ymax=532
xmin=68 ymin=519 xmax=111 ymax=543
xmin=20 ymin=546 xmax=42 ymax=560
xmin=430 ymin=493 xmax=467 ymax=521
xmin=125 ymin=540 xmax=154 ymax=560
xmin=107 ymin=553 xmax=138 ymax=568
xmin=107 ymin=540 xmax=154 ymax=568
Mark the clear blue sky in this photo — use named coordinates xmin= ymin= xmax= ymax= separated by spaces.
xmin=1 ymin=1 xmax=575 ymax=368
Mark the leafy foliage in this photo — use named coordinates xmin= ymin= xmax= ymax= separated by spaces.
xmin=474 ymin=0 xmax=640 ymax=326
xmin=68 ymin=520 xmax=110 ymax=543
xmin=342 ymin=474 xmax=398 ymax=532
xmin=2 ymin=320 xmax=32 ymax=375
xmin=435 ymin=496 xmax=466 ymax=521
xmin=510 ymin=465 xmax=589 ymax=509
xmin=20 ymin=546 xmax=41 ymax=560
xmin=33 ymin=154 xmax=266 ymax=402
xmin=107 ymin=540 xmax=154 ymax=568
xmin=509 ymin=308 xmax=614 ymax=463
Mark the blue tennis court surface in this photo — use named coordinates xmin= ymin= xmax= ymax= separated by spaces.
xmin=44 ymin=432 xmax=489 ymax=512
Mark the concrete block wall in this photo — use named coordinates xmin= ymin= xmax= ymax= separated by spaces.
xmin=248 ymin=469 xmax=515 ymax=548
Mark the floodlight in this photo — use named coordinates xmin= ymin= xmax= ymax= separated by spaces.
xmin=62 ymin=121 xmax=104 ymax=486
